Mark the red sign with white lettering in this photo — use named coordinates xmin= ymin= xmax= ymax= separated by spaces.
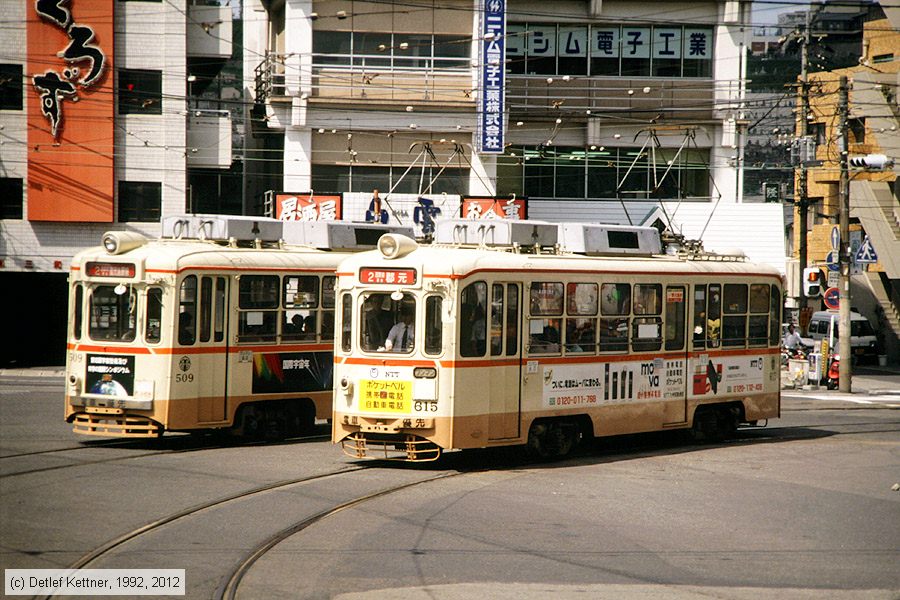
xmin=359 ymin=268 xmax=417 ymax=285
xmin=86 ymin=262 xmax=135 ymax=278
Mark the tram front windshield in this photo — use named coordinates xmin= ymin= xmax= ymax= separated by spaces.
xmin=360 ymin=292 xmax=415 ymax=353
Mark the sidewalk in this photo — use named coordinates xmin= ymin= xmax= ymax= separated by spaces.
xmin=782 ymin=364 xmax=900 ymax=396
xmin=0 ymin=366 xmax=66 ymax=378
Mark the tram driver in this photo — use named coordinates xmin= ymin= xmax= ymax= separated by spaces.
xmin=384 ymin=306 xmax=415 ymax=352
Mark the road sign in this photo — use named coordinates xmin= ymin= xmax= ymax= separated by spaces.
xmin=825 ymin=251 xmax=839 ymax=271
xmin=855 ymin=236 xmax=878 ymax=263
xmin=830 ymin=226 xmax=840 ymax=251
xmin=823 ymin=287 xmax=840 ymax=310
xmin=827 ymin=270 xmax=839 ymax=288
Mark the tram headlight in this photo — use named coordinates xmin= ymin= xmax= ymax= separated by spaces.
xmin=413 ymin=367 xmax=436 ymax=379
xmin=101 ymin=231 xmax=148 ymax=255
xmin=377 ymin=234 xmax=418 ymax=259
xmin=339 ymin=376 xmax=354 ymax=397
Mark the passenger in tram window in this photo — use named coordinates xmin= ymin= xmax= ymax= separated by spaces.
xmin=385 ymin=306 xmax=415 ymax=352
xmin=471 ymin=303 xmax=486 ymax=355
xmin=303 ymin=314 xmax=317 ymax=340
xmin=364 ymin=295 xmax=392 ymax=350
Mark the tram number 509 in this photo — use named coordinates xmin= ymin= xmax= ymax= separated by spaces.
xmin=175 ymin=373 xmax=194 ymax=383
xmin=414 ymin=401 xmax=438 ymax=412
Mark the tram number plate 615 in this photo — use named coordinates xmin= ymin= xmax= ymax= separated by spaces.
xmin=414 ymin=401 xmax=438 ymax=412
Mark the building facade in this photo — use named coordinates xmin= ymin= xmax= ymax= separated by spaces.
xmin=795 ymin=13 xmax=899 ymax=360
xmin=0 ymin=0 xmax=234 ymax=366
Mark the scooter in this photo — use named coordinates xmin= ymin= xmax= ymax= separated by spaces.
xmin=824 ymin=353 xmax=840 ymax=390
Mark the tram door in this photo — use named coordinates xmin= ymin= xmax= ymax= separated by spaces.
xmin=488 ymin=282 xmax=521 ymax=440
xmin=663 ymin=284 xmax=689 ymax=425
xmin=195 ymin=276 xmax=229 ymax=422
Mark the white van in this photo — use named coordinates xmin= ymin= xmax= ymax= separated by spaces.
xmin=806 ymin=310 xmax=879 ymax=363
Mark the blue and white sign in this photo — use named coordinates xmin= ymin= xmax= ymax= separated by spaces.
xmin=830 ymin=225 xmax=840 ymax=251
xmin=826 ymin=250 xmax=839 ymax=272
xmin=855 ymin=235 xmax=878 ymax=263
xmin=478 ymin=0 xmax=506 ymax=154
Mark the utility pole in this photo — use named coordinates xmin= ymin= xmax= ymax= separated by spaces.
xmin=796 ymin=9 xmax=811 ymax=309
xmin=838 ymin=75 xmax=852 ymax=392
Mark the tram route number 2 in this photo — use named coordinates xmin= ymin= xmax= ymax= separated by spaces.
xmin=414 ymin=401 xmax=438 ymax=412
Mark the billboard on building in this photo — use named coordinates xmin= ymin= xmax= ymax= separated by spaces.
xmin=477 ymin=0 xmax=506 ymax=154
xmin=274 ymin=193 xmax=342 ymax=221
xmin=27 ymin=0 xmax=115 ymax=222
xmin=461 ymin=196 xmax=527 ymax=220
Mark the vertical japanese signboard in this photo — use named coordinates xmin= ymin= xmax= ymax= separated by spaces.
xmin=275 ymin=193 xmax=342 ymax=221
xmin=477 ymin=0 xmax=505 ymax=154
xmin=28 ymin=0 xmax=115 ymax=222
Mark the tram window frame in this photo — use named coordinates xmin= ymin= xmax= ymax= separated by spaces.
xmin=179 ymin=275 xmax=198 ymax=345
xmin=145 ymin=287 xmax=162 ymax=344
xmin=424 ymin=295 xmax=443 ymax=355
xmin=460 ymin=281 xmax=487 ymax=357
xmin=200 ymin=276 xmax=213 ymax=343
xmin=768 ymin=284 xmax=781 ymax=346
xmin=528 ymin=317 xmax=562 ymax=354
xmin=692 ymin=285 xmax=706 ymax=349
xmin=89 ymin=285 xmax=137 ymax=342
xmin=722 ymin=283 xmax=748 ymax=347
xmin=237 ymin=275 xmax=278 ymax=343
xmin=284 ymin=275 xmax=325 ymax=343
xmin=505 ymin=283 xmax=519 ymax=356
xmin=341 ymin=293 xmax=352 ymax=352
xmin=664 ymin=285 xmax=685 ymax=351
xmin=530 ymin=282 xmax=564 ymax=316
xmin=214 ymin=278 xmax=226 ymax=342
xmin=599 ymin=282 xmax=630 ymax=352
xmin=706 ymin=284 xmax=722 ymax=348
xmin=747 ymin=283 xmax=770 ymax=347
xmin=490 ymin=284 xmax=504 ymax=356
xmin=321 ymin=276 xmax=336 ymax=343
xmin=566 ymin=282 xmax=598 ymax=354
xmin=632 ymin=283 xmax=662 ymax=352
xmin=73 ymin=284 xmax=83 ymax=341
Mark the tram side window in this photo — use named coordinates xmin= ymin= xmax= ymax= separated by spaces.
xmin=321 ymin=276 xmax=336 ymax=342
xmin=340 ymin=293 xmax=352 ymax=352
xmin=73 ymin=284 xmax=83 ymax=341
xmin=664 ymin=286 xmax=685 ymax=351
xmin=89 ymin=285 xmax=136 ymax=342
xmin=722 ymin=284 xmax=748 ymax=347
xmin=632 ymin=283 xmax=662 ymax=351
xmin=461 ymin=282 xmax=487 ymax=357
xmin=768 ymin=284 xmax=781 ymax=346
xmin=490 ymin=284 xmax=504 ymax=356
xmin=214 ymin=278 xmax=226 ymax=342
xmin=528 ymin=282 xmax=563 ymax=354
xmin=284 ymin=275 xmax=319 ymax=342
xmin=706 ymin=284 xmax=722 ymax=348
xmin=238 ymin=275 xmax=278 ymax=343
xmin=425 ymin=296 xmax=443 ymax=355
xmin=566 ymin=282 xmax=597 ymax=354
xmin=145 ymin=287 xmax=162 ymax=344
xmin=599 ymin=282 xmax=629 ymax=352
xmin=506 ymin=283 xmax=519 ymax=356
xmin=748 ymin=283 xmax=770 ymax=347
xmin=693 ymin=285 xmax=707 ymax=349
xmin=179 ymin=276 xmax=197 ymax=345
xmin=200 ymin=277 xmax=213 ymax=343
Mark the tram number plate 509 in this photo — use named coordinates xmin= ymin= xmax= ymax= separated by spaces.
xmin=414 ymin=401 xmax=438 ymax=412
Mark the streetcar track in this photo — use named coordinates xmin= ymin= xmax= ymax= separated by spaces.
xmin=215 ymin=471 xmax=464 ymax=600
xmin=37 ymin=465 xmax=370 ymax=600
xmin=1 ymin=434 xmax=330 ymax=478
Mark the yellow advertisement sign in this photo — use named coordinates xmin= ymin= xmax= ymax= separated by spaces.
xmin=359 ymin=379 xmax=412 ymax=413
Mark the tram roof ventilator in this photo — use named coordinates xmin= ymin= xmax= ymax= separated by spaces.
xmin=558 ymin=223 xmax=662 ymax=257
xmin=161 ymin=214 xmax=413 ymax=251
xmin=434 ymin=219 xmax=559 ymax=250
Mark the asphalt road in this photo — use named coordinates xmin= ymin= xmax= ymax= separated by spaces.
xmin=1 ymin=373 xmax=898 ymax=599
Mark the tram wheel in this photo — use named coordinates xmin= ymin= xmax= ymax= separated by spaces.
xmin=527 ymin=420 xmax=578 ymax=459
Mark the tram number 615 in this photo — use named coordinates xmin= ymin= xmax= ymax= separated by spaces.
xmin=414 ymin=401 xmax=437 ymax=412
xmin=176 ymin=373 xmax=194 ymax=383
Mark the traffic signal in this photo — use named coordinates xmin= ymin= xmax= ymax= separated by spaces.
xmin=803 ymin=267 xmax=823 ymax=297
xmin=848 ymin=154 xmax=894 ymax=170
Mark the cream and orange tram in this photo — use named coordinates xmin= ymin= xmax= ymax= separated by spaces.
xmin=65 ymin=215 xmax=411 ymax=438
xmin=332 ymin=221 xmax=782 ymax=461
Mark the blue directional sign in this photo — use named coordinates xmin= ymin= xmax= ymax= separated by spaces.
xmin=825 ymin=250 xmax=839 ymax=271
xmin=855 ymin=236 xmax=878 ymax=263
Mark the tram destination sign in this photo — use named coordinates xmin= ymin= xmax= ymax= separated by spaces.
xmin=360 ymin=268 xmax=417 ymax=285
xmin=85 ymin=262 xmax=135 ymax=278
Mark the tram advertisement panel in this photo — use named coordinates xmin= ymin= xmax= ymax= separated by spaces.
xmin=542 ymin=358 xmax=687 ymax=407
xmin=85 ymin=354 xmax=135 ymax=397
xmin=251 ymin=351 xmax=333 ymax=394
